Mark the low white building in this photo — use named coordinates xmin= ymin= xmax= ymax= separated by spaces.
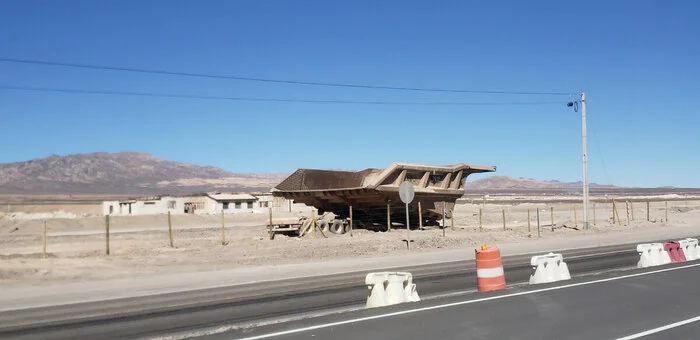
xmin=207 ymin=193 xmax=259 ymax=214
xmin=102 ymin=192 xmax=293 ymax=216
xmin=102 ymin=196 xmax=187 ymax=216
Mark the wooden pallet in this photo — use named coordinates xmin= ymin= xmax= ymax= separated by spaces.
xmin=267 ymin=221 xmax=303 ymax=240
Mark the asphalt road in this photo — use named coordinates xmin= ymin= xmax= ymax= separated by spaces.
xmin=218 ymin=263 xmax=700 ymax=340
xmin=0 ymin=240 xmax=683 ymax=340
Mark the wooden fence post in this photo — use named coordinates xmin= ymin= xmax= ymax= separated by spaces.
xmin=613 ymin=200 xmax=622 ymax=226
xmin=105 ymin=215 xmax=110 ymax=255
xmin=418 ymin=202 xmax=423 ymax=230
xmin=550 ymin=207 xmax=554 ymax=231
xmin=268 ymin=207 xmax=273 ymax=240
xmin=502 ymin=209 xmax=506 ymax=231
xmin=479 ymin=208 xmax=482 ymax=232
xmin=220 ymin=210 xmax=226 ymax=245
xmin=387 ymin=203 xmax=391 ymax=232
xmin=646 ymin=201 xmax=650 ymax=222
xmin=442 ymin=202 xmax=446 ymax=237
xmin=593 ymin=203 xmax=596 ymax=226
xmin=665 ymin=201 xmax=669 ymax=222
xmin=168 ymin=211 xmax=174 ymax=248
xmin=349 ymin=205 xmax=353 ymax=237
xmin=630 ymin=201 xmax=635 ymax=221
xmin=42 ymin=220 xmax=47 ymax=259
xmin=527 ymin=209 xmax=531 ymax=234
xmin=574 ymin=205 xmax=578 ymax=228
xmin=537 ymin=208 xmax=541 ymax=237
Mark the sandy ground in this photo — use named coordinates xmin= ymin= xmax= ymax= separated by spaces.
xmin=1 ymin=197 xmax=699 ymax=287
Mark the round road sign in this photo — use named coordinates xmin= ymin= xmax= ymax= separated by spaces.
xmin=399 ymin=181 xmax=415 ymax=204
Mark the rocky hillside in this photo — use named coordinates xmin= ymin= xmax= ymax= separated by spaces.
xmin=465 ymin=175 xmax=619 ymax=191
xmin=0 ymin=152 xmax=285 ymax=194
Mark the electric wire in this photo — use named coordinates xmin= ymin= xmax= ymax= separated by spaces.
xmin=0 ymin=85 xmax=566 ymax=106
xmin=0 ymin=57 xmax=572 ymax=96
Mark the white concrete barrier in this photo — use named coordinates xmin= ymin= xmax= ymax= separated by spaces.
xmin=636 ymin=243 xmax=672 ymax=268
xmin=529 ymin=252 xmax=571 ymax=285
xmin=678 ymin=238 xmax=700 ymax=261
xmin=365 ymin=272 xmax=420 ymax=308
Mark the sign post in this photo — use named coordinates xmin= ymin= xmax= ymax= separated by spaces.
xmin=399 ymin=181 xmax=415 ymax=250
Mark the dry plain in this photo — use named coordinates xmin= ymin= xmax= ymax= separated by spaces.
xmin=1 ymin=194 xmax=699 ymax=286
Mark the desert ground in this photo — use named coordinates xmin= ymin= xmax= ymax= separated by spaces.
xmin=1 ymin=194 xmax=700 ymax=286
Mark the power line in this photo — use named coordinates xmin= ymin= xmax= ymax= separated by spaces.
xmin=0 ymin=57 xmax=572 ymax=96
xmin=0 ymin=85 xmax=566 ymax=106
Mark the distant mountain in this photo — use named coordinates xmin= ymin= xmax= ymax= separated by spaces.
xmin=464 ymin=175 xmax=619 ymax=191
xmin=0 ymin=152 xmax=286 ymax=195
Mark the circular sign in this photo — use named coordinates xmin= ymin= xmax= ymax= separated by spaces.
xmin=399 ymin=181 xmax=415 ymax=204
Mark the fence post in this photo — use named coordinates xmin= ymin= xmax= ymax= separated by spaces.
xmin=442 ymin=202 xmax=446 ymax=237
xmin=168 ymin=211 xmax=174 ymax=248
xmin=630 ymin=201 xmax=635 ymax=221
xmin=613 ymin=200 xmax=622 ymax=226
xmin=349 ymin=205 xmax=353 ymax=237
xmin=42 ymin=220 xmax=47 ymax=259
xmin=105 ymin=215 xmax=110 ymax=255
xmin=418 ymin=201 xmax=423 ymax=230
xmin=479 ymin=208 xmax=482 ymax=232
xmin=626 ymin=201 xmax=630 ymax=225
xmin=220 ymin=210 xmax=226 ymax=245
xmin=647 ymin=201 xmax=650 ymax=222
xmin=537 ymin=208 xmax=541 ymax=238
xmin=527 ymin=209 xmax=531 ymax=234
xmin=593 ymin=202 xmax=596 ymax=226
xmin=387 ymin=203 xmax=391 ymax=232
xmin=574 ymin=205 xmax=578 ymax=228
xmin=268 ymin=207 xmax=273 ymax=240
xmin=665 ymin=201 xmax=669 ymax=222
xmin=450 ymin=209 xmax=454 ymax=230
xmin=502 ymin=209 xmax=506 ymax=231
xmin=550 ymin=206 xmax=554 ymax=231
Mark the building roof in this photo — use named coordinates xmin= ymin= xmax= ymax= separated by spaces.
xmin=207 ymin=193 xmax=257 ymax=201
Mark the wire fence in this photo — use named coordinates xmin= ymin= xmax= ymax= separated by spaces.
xmin=1 ymin=199 xmax=698 ymax=258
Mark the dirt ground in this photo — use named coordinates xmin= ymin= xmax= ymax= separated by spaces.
xmin=1 ymin=197 xmax=699 ymax=286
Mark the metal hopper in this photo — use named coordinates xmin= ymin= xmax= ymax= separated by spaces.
xmin=272 ymin=163 xmax=496 ymax=232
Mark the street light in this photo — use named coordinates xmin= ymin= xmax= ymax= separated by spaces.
xmin=568 ymin=91 xmax=589 ymax=230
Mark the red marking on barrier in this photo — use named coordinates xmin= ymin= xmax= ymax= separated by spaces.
xmin=664 ymin=241 xmax=687 ymax=262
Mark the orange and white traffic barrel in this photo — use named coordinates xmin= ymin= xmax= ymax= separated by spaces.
xmin=475 ymin=243 xmax=506 ymax=292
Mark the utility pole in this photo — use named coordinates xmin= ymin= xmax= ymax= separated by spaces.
xmin=569 ymin=91 xmax=589 ymax=230
xmin=581 ymin=91 xmax=590 ymax=230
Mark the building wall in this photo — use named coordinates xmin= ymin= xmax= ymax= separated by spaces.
xmin=216 ymin=200 xmax=259 ymax=214
xmin=103 ymin=196 xmax=190 ymax=216
xmin=102 ymin=194 xmax=312 ymax=216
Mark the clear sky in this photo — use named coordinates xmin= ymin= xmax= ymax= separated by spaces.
xmin=1 ymin=1 xmax=698 ymax=187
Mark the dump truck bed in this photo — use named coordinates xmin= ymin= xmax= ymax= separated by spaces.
xmin=272 ymin=163 xmax=496 ymax=225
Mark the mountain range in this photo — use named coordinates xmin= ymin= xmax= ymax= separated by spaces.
xmin=0 ymin=152 xmax=285 ymax=195
xmin=0 ymin=152 xmax=636 ymax=195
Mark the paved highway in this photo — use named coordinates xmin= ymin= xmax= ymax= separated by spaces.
xmin=217 ymin=263 xmax=700 ymax=340
xmin=0 ymin=240 xmax=687 ymax=340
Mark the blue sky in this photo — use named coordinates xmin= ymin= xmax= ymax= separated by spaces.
xmin=0 ymin=1 xmax=698 ymax=187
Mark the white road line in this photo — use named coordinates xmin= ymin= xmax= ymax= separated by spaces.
xmin=235 ymin=263 xmax=700 ymax=340
xmin=613 ymin=315 xmax=700 ymax=340
xmin=566 ymin=249 xmax=632 ymax=259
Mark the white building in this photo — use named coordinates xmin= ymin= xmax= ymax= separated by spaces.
xmin=102 ymin=196 xmax=188 ymax=216
xmin=207 ymin=193 xmax=259 ymax=214
xmin=102 ymin=192 xmax=302 ymax=216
